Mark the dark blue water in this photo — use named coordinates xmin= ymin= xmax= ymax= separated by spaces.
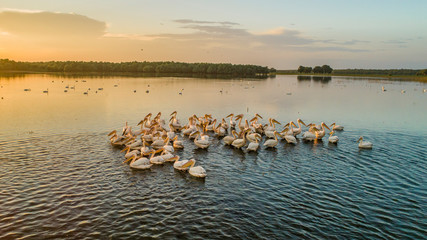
xmin=0 ymin=75 xmax=426 ymax=239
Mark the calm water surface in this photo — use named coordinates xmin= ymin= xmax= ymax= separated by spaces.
xmin=0 ymin=74 xmax=426 ymax=239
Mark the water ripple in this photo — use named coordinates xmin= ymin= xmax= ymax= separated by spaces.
xmin=0 ymin=129 xmax=425 ymax=239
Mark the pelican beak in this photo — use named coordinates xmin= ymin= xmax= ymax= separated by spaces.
xmin=181 ymin=160 xmax=193 ymax=168
xmin=123 ymin=155 xmax=134 ymax=163
xmin=299 ymin=120 xmax=307 ymax=126
xmin=273 ymin=119 xmax=281 ymax=125
xmin=169 ymin=156 xmax=179 ymax=162
xmin=292 ymin=122 xmax=298 ymax=128
xmin=170 ymin=111 xmax=177 ymax=116
xmin=324 ymin=123 xmax=331 ymax=131
xmin=137 ymin=120 xmax=144 ymax=126
xmin=108 ymin=130 xmax=116 ymax=136
xmin=256 ymin=113 xmax=263 ymax=119
xmin=120 ymin=146 xmax=129 ymax=152
xmin=284 ymin=123 xmax=289 ymax=128
xmin=226 ymin=113 xmax=233 ymax=118
xmin=249 ymin=117 xmax=257 ymax=122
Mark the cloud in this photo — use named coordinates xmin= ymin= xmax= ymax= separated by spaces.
xmin=0 ymin=10 xmax=106 ymax=37
xmin=174 ymin=19 xmax=239 ymax=26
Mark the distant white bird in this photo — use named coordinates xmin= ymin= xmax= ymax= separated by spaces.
xmin=358 ymin=136 xmax=373 ymax=149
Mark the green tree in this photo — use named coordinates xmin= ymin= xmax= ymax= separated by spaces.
xmin=322 ymin=65 xmax=333 ymax=74
xmin=313 ymin=66 xmax=323 ymax=73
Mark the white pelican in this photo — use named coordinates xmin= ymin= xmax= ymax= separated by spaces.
xmin=173 ymin=157 xmax=195 ymax=171
xmin=191 ymin=131 xmax=210 ymax=149
xmin=250 ymin=114 xmax=264 ymax=134
xmin=160 ymin=150 xmax=177 ymax=162
xmin=163 ymin=138 xmax=174 ymax=153
xmin=183 ymin=116 xmax=197 ymax=136
xmin=234 ymin=114 xmax=245 ymax=131
xmin=140 ymin=140 xmax=151 ymax=156
xmin=280 ymin=128 xmax=297 ymax=144
xmin=358 ymin=136 xmax=373 ymax=149
xmin=292 ymin=119 xmax=307 ymax=136
xmin=172 ymin=136 xmax=184 ymax=149
xmin=214 ymin=122 xmax=227 ymax=137
xmin=328 ymin=131 xmax=339 ymax=143
xmin=220 ymin=118 xmax=229 ymax=129
xmin=149 ymin=149 xmax=166 ymax=164
xmin=246 ymin=134 xmax=261 ymax=152
xmin=108 ymin=130 xmax=131 ymax=147
xmin=170 ymin=112 xmax=182 ymax=130
xmin=330 ymin=122 xmax=344 ymax=131
xmin=263 ymin=131 xmax=280 ymax=148
xmin=302 ymin=128 xmax=317 ymax=141
xmin=151 ymin=135 xmax=167 ymax=149
xmin=127 ymin=137 xmax=143 ymax=150
xmin=124 ymin=155 xmax=152 ymax=170
xmin=264 ymin=118 xmax=281 ymax=137
xmin=188 ymin=160 xmax=207 ymax=178
xmin=223 ymin=130 xmax=238 ymax=145
xmin=315 ymin=122 xmax=331 ymax=140
xmin=246 ymin=132 xmax=261 ymax=143
xmin=167 ymin=124 xmax=176 ymax=139
xmin=231 ymin=129 xmax=249 ymax=149
xmin=121 ymin=146 xmax=140 ymax=159
xmin=226 ymin=113 xmax=236 ymax=128
xmin=206 ymin=119 xmax=217 ymax=132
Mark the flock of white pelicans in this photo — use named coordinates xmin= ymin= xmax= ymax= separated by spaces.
xmin=108 ymin=111 xmax=373 ymax=178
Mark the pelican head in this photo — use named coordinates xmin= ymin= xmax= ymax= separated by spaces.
xmin=123 ymin=155 xmax=136 ymax=164
xmin=190 ymin=131 xmax=200 ymax=137
xmin=170 ymin=111 xmax=177 ymax=116
xmin=321 ymin=122 xmax=331 ymax=131
xmin=108 ymin=130 xmax=117 ymax=136
xmin=281 ymin=127 xmax=290 ymax=134
xmin=330 ymin=122 xmax=336 ymax=127
xmin=138 ymin=119 xmax=146 ymax=126
xmin=297 ymin=119 xmax=307 ymax=126
xmin=290 ymin=121 xmax=298 ymax=128
xmin=235 ymin=114 xmax=244 ymax=120
xmin=145 ymin=113 xmax=152 ymax=119
xmin=357 ymin=136 xmax=363 ymax=142
xmin=329 ymin=131 xmax=335 ymax=136
xmin=120 ymin=145 xmax=130 ymax=153
xmin=272 ymin=119 xmax=281 ymax=125
xmin=182 ymin=159 xmax=196 ymax=168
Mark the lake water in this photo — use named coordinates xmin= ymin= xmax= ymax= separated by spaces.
xmin=0 ymin=74 xmax=426 ymax=239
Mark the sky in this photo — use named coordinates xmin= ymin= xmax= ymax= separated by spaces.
xmin=0 ymin=0 xmax=426 ymax=69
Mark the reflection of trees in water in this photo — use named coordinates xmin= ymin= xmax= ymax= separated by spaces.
xmin=297 ymin=75 xmax=312 ymax=81
xmin=312 ymin=76 xmax=332 ymax=83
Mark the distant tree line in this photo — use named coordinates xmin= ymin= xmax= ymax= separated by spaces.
xmin=297 ymin=65 xmax=333 ymax=74
xmin=0 ymin=59 xmax=275 ymax=76
xmin=333 ymin=68 xmax=423 ymax=76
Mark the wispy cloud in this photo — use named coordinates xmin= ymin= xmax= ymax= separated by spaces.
xmin=174 ymin=19 xmax=239 ymax=26
xmin=0 ymin=10 xmax=106 ymax=37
